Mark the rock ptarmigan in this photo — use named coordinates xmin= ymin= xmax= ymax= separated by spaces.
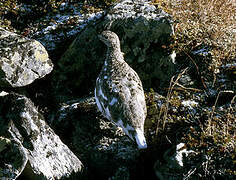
xmin=95 ymin=30 xmax=147 ymax=149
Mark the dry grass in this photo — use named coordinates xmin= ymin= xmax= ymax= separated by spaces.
xmin=145 ymin=69 xmax=236 ymax=177
xmin=152 ymin=0 xmax=236 ymax=72
xmin=147 ymin=0 xmax=236 ymax=176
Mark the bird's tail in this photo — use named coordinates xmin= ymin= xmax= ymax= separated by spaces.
xmin=135 ymin=128 xmax=147 ymax=149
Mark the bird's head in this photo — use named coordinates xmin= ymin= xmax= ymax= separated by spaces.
xmin=98 ymin=30 xmax=120 ymax=49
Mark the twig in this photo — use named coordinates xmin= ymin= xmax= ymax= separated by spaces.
xmin=207 ymin=90 xmax=235 ymax=135
xmin=229 ymin=95 xmax=236 ymax=111
xmin=183 ymin=168 xmax=197 ymax=180
xmin=156 ymin=68 xmax=188 ymax=135
xmin=165 ymin=83 xmax=203 ymax=92
xmin=183 ymin=50 xmax=208 ymax=90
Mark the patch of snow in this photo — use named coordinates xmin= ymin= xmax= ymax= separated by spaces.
xmin=42 ymin=25 xmax=57 ymax=34
xmin=170 ymin=51 xmax=176 ymax=64
xmin=104 ymin=61 xmax=108 ymax=66
xmin=71 ymin=103 xmax=79 ymax=109
xmin=60 ymin=2 xmax=66 ymax=11
xmin=192 ymin=47 xmax=209 ymax=56
xmin=175 ymin=143 xmax=195 ymax=167
xmin=181 ymin=100 xmax=198 ymax=109
xmin=0 ymin=91 xmax=9 ymax=96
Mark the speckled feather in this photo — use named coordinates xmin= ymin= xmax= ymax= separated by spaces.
xmin=95 ymin=30 xmax=147 ymax=149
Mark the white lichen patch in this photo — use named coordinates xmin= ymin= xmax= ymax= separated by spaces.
xmin=20 ymin=111 xmax=39 ymax=133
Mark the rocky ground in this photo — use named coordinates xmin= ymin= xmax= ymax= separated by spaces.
xmin=0 ymin=0 xmax=235 ymax=179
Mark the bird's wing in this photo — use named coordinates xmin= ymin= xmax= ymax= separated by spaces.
xmin=107 ymin=68 xmax=147 ymax=128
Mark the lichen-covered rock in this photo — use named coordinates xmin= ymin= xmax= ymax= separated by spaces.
xmin=0 ymin=28 xmax=53 ymax=87
xmin=52 ymin=97 xmax=140 ymax=179
xmin=32 ymin=3 xmax=104 ymax=53
xmin=53 ymin=0 xmax=175 ymax=101
xmin=0 ymin=92 xmax=83 ymax=179
xmin=0 ymin=136 xmax=28 ymax=179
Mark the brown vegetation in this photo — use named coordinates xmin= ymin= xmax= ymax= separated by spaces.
xmin=152 ymin=0 xmax=236 ymax=70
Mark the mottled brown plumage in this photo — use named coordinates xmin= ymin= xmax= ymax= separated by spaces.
xmin=95 ymin=30 xmax=147 ymax=149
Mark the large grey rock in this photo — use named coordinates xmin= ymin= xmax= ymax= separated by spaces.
xmin=0 ymin=92 xmax=83 ymax=179
xmin=0 ymin=136 xmax=28 ymax=179
xmin=0 ymin=28 xmax=53 ymax=87
xmin=53 ymin=0 xmax=175 ymax=101
xmin=52 ymin=97 xmax=140 ymax=179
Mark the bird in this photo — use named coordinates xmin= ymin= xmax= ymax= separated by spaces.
xmin=95 ymin=30 xmax=147 ymax=149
